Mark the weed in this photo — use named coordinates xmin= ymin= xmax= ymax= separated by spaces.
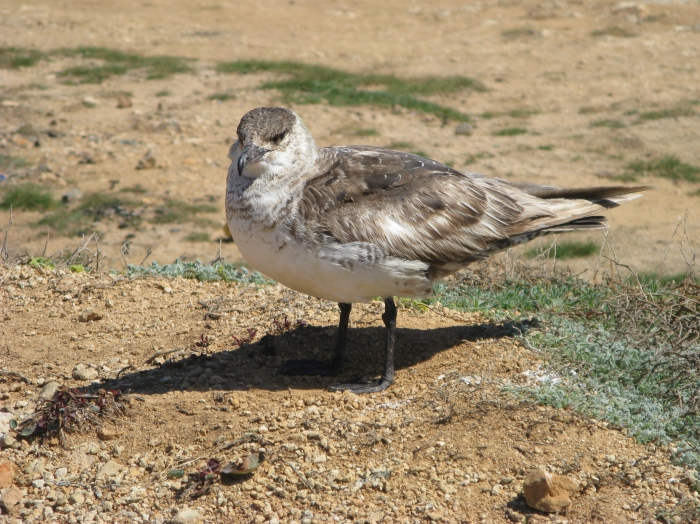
xmin=591 ymin=27 xmax=637 ymax=38
xmin=464 ymin=154 xmax=477 ymax=165
xmin=494 ymin=127 xmax=527 ymax=136
xmin=480 ymin=109 xmax=539 ymax=119
xmin=37 ymin=192 xmax=137 ymax=236
xmin=56 ymin=47 xmax=192 ymax=84
xmin=502 ymin=27 xmax=538 ymax=39
xmin=184 ymin=232 xmax=211 ymax=242
xmin=353 ymin=128 xmax=380 ymax=137
xmin=639 ymin=106 xmax=695 ymax=121
xmin=538 ymin=144 xmax=554 ymax=151
xmin=151 ymin=200 xmax=217 ymax=225
xmin=0 ymin=47 xmax=46 ymax=69
xmin=623 ymin=155 xmax=700 ymax=182
xmin=578 ymin=106 xmax=602 ymax=114
xmin=0 ymin=184 xmax=56 ymax=211
xmin=591 ymin=119 xmax=626 ymax=129
xmin=0 ymin=154 xmax=29 ymax=172
xmin=119 ymin=184 xmax=148 ymax=194
xmin=208 ymin=92 xmax=236 ymax=101
xmin=126 ymin=260 xmax=268 ymax=284
xmin=216 ymin=60 xmax=482 ymax=122
xmin=525 ymin=240 xmax=599 ymax=260
xmin=155 ymin=90 xmax=172 ymax=97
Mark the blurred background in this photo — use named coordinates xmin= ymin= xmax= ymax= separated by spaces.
xmin=1 ymin=0 xmax=699 ymax=278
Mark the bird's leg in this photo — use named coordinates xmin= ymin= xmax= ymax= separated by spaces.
xmin=329 ymin=297 xmax=396 ymax=394
xmin=279 ymin=302 xmax=351 ymax=376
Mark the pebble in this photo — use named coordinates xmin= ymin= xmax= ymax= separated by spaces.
xmin=78 ymin=309 xmax=104 ymax=322
xmin=72 ymin=364 xmax=98 ymax=381
xmin=171 ymin=507 xmax=203 ymax=523
xmin=62 ymin=187 xmax=84 ymax=203
xmin=455 ymin=123 xmax=474 ymax=136
xmin=0 ymin=461 xmax=14 ymax=488
xmin=523 ymin=468 xmax=579 ymax=513
xmin=39 ymin=381 xmax=60 ymax=400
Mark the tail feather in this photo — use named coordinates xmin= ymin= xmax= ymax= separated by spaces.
xmin=512 ymin=183 xmax=652 ymax=201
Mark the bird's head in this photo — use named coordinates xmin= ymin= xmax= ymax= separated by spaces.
xmin=229 ymin=107 xmax=316 ymax=179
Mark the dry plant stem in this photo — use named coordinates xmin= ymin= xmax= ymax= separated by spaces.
xmin=0 ymin=370 xmax=31 ymax=384
xmin=0 ymin=207 xmax=13 ymax=264
xmin=145 ymin=347 xmax=184 ymax=364
xmin=139 ymin=247 xmax=152 ymax=267
xmin=42 ymin=227 xmax=49 ymax=258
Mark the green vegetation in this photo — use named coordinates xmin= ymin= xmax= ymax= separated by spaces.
xmin=0 ymin=183 xmax=57 ymax=211
xmin=0 ymin=47 xmax=46 ymax=69
xmin=622 ymin=155 xmax=700 ymax=182
xmin=353 ymin=128 xmax=380 ymax=137
xmin=494 ymin=127 xmax=527 ymax=136
xmin=480 ymin=108 xmax=539 ymax=119
xmin=155 ymin=90 xmax=172 ymax=97
xmin=591 ymin=27 xmax=637 ymax=38
xmin=538 ymin=144 xmax=554 ymax=151
xmin=184 ymin=232 xmax=211 ymax=242
xmin=57 ymin=47 xmax=192 ymax=84
xmin=0 ymin=154 xmax=29 ymax=172
xmin=125 ymin=260 xmax=269 ymax=284
xmin=216 ymin=60 xmax=484 ymax=122
xmin=151 ymin=199 xmax=217 ymax=225
xmin=119 ymin=184 xmax=148 ymax=194
xmin=639 ymin=106 xmax=695 ymax=121
xmin=590 ymin=119 xmax=626 ymax=129
xmin=37 ymin=192 xmax=137 ymax=236
xmin=525 ymin=239 xmax=599 ymax=260
xmin=208 ymin=92 xmax=236 ymax=101
xmin=578 ymin=106 xmax=602 ymax=115
xmin=502 ymin=27 xmax=538 ymax=39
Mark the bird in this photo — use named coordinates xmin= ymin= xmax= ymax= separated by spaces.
xmin=225 ymin=106 xmax=648 ymax=394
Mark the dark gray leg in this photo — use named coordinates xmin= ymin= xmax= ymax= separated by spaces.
xmin=279 ymin=302 xmax=351 ymax=376
xmin=329 ymin=297 xmax=396 ymax=394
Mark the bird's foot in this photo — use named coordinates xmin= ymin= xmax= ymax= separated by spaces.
xmin=279 ymin=358 xmax=343 ymax=377
xmin=328 ymin=376 xmax=393 ymax=394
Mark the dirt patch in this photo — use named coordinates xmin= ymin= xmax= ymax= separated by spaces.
xmin=1 ymin=266 xmax=698 ymax=523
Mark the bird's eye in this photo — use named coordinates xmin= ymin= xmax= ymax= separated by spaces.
xmin=271 ymin=130 xmax=287 ymax=144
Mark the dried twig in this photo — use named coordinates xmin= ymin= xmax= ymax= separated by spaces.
xmin=0 ymin=370 xmax=31 ymax=384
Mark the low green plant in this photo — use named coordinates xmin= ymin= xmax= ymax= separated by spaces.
xmin=623 ymin=155 xmax=700 ymax=182
xmin=155 ymin=90 xmax=172 ymax=97
xmin=0 ymin=47 xmax=46 ymax=69
xmin=119 ymin=184 xmax=148 ymax=194
xmin=639 ymin=106 xmax=695 ymax=121
xmin=525 ymin=240 xmax=599 ymax=260
xmin=0 ymin=183 xmax=56 ymax=211
xmin=502 ymin=27 xmax=538 ymax=39
xmin=494 ymin=127 xmax=527 ymax=137
xmin=184 ymin=232 xmax=211 ymax=242
xmin=590 ymin=119 xmax=626 ymax=129
xmin=538 ymin=144 xmax=554 ymax=151
xmin=208 ymin=92 xmax=236 ymax=101
xmin=0 ymin=154 xmax=29 ymax=172
xmin=36 ymin=192 xmax=136 ymax=236
xmin=216 ymin=60 xmax=482 ymax=122
xmin=353 ymin=128 xmax=380 ymax=137
xmin=125 ymin=260 xmax=269 ymax=284
xmin=151 ymin=200 xmax=217 ymax=225
xmin=56 ymin=47 xmax=192 ymax=84
xmin=591 ymin=27 xmax=637 ymax=38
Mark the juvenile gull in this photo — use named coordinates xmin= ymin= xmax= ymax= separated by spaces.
xmin=225 ymin=106 xmax=649 ymax=393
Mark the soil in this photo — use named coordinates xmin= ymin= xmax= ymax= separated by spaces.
xmin=1 ymin=1 xmax=700 ymax=523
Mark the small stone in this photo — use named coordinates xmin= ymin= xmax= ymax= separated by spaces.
xmin=455 ymin=123 xmax=474 ymax=136
xmin=97 ymin=428 xmax=121 ymax=441
xmin=32 ymin=479 xmax=45 ymax=488
xmin=491 ymin=484 xmax=502 ymax=495
xmin=43 ymin=506 xmax=54 ymax=519
xmin=62 ymin=187 xmax=84 ymax=204
xmin=0 ymin=461 xmax=14 ymax=488
xmin=116 ymin=97 xmax=133 ymax=109
xmin=39 ymin=381 xmax=60 ymax=401
xmin=72 ymin=364 xmax=98 ymax=381
xmin=69 ymin=492 xmax=85 ymax=505
xmin=96 ymin=460 xmax=122 ymax=482
xmin=0 ymin=486 xmax=23 ymax=510
xmin=171 ymin=507 xmax=203 ymax=523
xmin=55 ymin=467 xmax=68 ymax=480
xmin=1 ymin=433 xmax=16 ymax=448
xmin=523 ymin=468 xmax=579 ymax=513
xmin=78 ymin=309 xmax=103 ymax=322
xmin=605 ymin=454 xmax=616 ymax=463
xmin=136 ymin=149 xmax=157 ymax=170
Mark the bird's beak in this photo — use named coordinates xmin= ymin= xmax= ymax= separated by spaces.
xmin=237 ymin=144 xmax=269 ymax=176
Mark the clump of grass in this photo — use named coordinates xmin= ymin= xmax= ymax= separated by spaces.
xmin=0 ymin=47 xmax=46 ymax=69
xmin=353 ymin=128 xmax=380 ymax=137
xmin=126 ymin=260 xmax=269 ymax=284
xmin=591 ymin=26 xmax=637 ymax=38
xmin=639 ymin=106 xmax=695 ymax=121
xmin=538 ymin=144 xmax=554 ymax=151
xmin=155 ymin=90 xmax=172 ymax=97
xmin=56 ymin=47 xmax=192 ymax=84
xmin=208 ymin=92 xmax=236 ymax=101
xmin=184 ymin=232 xmax=211 ymax=242
xmin=151 ymin=199 xmax=217 ymax=225
xmin=494 ymin=127 xmax=527 ymax=136
xmin=623 ymin=155 xmax=700 ymax=182
xmin=216 ymin=60 xmax=483 ymax=122
xmin=525 ymin=240 xmax=599 ymax=260
xmin=37 ymin=192 xmax=137 ymax=236
xmin=120 ymin=184 xmax=148 ymax=194
xmin=579 ymin=106 xmax=602 ymax=115
xmin=502 ymin=27 xmax=538 ymax=39
xmin=480 ymin=108 xmax=539 ymax=119
xmin=0 ymin=183 xmax=56 ymax=211
xmin=590 ymin=119 xmax=626 ymax=129
xmin=0 ymin=154 xmax=29 ymax=172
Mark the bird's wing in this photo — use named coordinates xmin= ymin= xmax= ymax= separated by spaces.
xmin=294 ymin=146 xmax=648 ymax=265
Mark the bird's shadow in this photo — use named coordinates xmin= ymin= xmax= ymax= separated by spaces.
xmin=98 ymin=318 xmax=537 ymax=396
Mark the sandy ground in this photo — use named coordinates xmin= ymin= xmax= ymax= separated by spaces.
xmin=1 ymin=1 xmax=700 ymax=523
xmin=0 ymin=0 xmax=699 ymax=274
